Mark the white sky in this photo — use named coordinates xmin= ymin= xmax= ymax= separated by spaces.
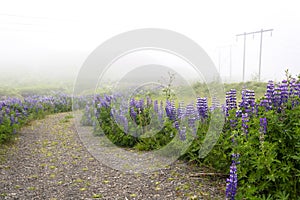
xmin=0 ymin=0 xmax=299 ymax=82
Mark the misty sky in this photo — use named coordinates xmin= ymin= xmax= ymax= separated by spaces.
xmin=0 ymin=0 xmax=300 ymax=84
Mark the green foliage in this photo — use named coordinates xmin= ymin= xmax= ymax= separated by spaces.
xmin=192 ymin=81 xmax=267 ymax=105
xmin=90 ymin=84 xmax=300 ymax=198
xmin=94 ymin=106 xmax=176 ymax=150
xmin=0 ymin=94 xmax=72 ymax=144
xmin=191 ymin=99 xmax=300 ymax=199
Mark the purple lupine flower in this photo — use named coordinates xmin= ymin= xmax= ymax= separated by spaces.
xmin=196 ymin=97 xmax=208 ymax=120
xmin=165 ymin=101 xmax=176 ymax=121
xmin=226 ymin=154 xmax=239 ymax=200
xmin=174 ymin=120 xmax=180 ymax=130
xmin=153 ymin=100 xmax=159 ymax=113
xmin=230 ymin=119 xmax=237 ymax=129
xmin=179 ymin=126 xmax=186 ymax=141
xmin=5 ymin=107 xmax=10 ymax=115
xmin=210 ymin=96 xmax=221 ymax=111
xmin=15 ymin=110 xmax=21 ymax=118
xmin=137 ymin=99 xmax=144 ymax=111
xmin=129 ymin=98 xmax=136 ymax=108
xmin=280 ymin=80 xmax=289 ymax=104
xmin=146 ymin=96 xmax=152 ymax=107
xmin=239 ymin=89 xmax=255 ymax=114
xmin=186 ymin=104 xmax=195 ymax=116
xmin=235 ymin=110 xmax=242 ymax=118
xmin=100 ymin=97 xmax=109 ymax=108
xmin=226 ymin=89 xmax=237 ymax=110
xmin=295 ymin=82 xmax=300 ymax=98
xmin=160 ymin=100 xmax=164 ymax=112
xmin=104 ymin=94 xmax=112 ymax=104
xmin=120 ymin=115 xmax=128 ymax=133
xmin=157 ymin=100 xmax=164 ymax=124
xmin=171 ymin=102 xmax=177 ymax=120
xmin=130 ymin=107 xmax=137 ymax=123
xmin=246 ymin=90 xmax=255 ymax=111
xmin=239 ymin=90 xmax=249 ymax=110
xmin=266 ymin=80 xmax=275 ymax=98
xmin=273 ymin=86 xmax=282 ymax=108
xmin=260 ymin=98 xmax=272 ymax=111
xmin=177 ymin=101 xmax=185 ymax=120
xmin=241 ymin=113 xmax=249 ymax=136
xmin=289 ymin=79 xmax=300 ymax=107
xmin=186 ymin=104 xmax=197 ymax=136
xmin=260 ymin=118 xmax=267 ymax=134
xmin=288 ymin=78 xmax=297 ymax=96
xmin=165 ymin=101 xmax=172 ymax=119
xmin=10 ymin=114 xmax=15 ymax=126
xmin=110 ymin=107 xmax=117 ymax=118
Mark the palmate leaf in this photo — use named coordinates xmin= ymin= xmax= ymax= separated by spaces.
xmin=274 ymin=191 xmax=290 ymax=200
xmin=290 ymin=154 xmax=300 ymax=161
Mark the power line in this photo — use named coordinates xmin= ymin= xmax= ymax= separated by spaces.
xmin=236 ymin=28 xmax=273 ymax=82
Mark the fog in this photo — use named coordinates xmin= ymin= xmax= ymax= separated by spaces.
xmin=1 ymin=0 xmax=300 ymax=89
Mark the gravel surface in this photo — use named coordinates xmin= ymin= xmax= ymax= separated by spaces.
xmin=0 ymin=113 xmax=225 ymax=199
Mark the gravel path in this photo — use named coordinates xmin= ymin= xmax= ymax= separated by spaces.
xmin=0 ymin=113 xmax=225 ymax=199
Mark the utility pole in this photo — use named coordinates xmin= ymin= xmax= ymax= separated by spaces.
xmin=236 ymin=29 xmax=273 ymax=82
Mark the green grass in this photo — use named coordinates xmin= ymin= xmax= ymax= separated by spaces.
xmin=0 ymin=79 xmax=268 ymax=106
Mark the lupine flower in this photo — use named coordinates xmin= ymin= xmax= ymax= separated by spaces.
xmin=104 ymin=94 xmax=112 ymax=104
xmin=177 ymin=101 xmax=185 ymax=120
xmin=211 ymin=96 xmax=221 ymax=111
xmin=165 ymin=101 xmax=176 ymax=121
xmin=289 ymin=79 xmax=300 ymax=107
xmin=130 ymin=107 xmax=137 ymax=123
xmin=186 ymin=104 xmax=197 ymax=136
xmin=230 ymin=119 xmax=237 ymax=129
xmin=100 ymin=97 xmax=109 ymax=108
xmin=153 ymin=100 xmax=159 ymax=113
xmin=295 ymin=83 xmax=300 ymax=98
xmin=280 ymin=80 xmax=289 ymax=104
xmin=179 ymin=126 xmax=186 ymax=141
xmin=5 ymin=107 xmax=10 ymax=115
xmin=137 ymin=99 xmax=144 ymax=111
xmin=165 ymin=101 xmax=172 ymax=119
xmin=129 ymin=98 xmax=136 ymax=108
xmin=239 ymin=89 xmax=256 ymax=114
xmin=174 ymin=120 xmax=180 ymax=130
xmin=160 ymin=100 xmax=164 ymax=112
xmin=226 ymin=154 xmax=239 ymax=200
xmin=241 ymin=113 xmax=249 ymax=136
xmin=239 ymin=90 xmax=249 ymax=110
xmin=196 ymin=97 xmax=208 ymax=120
xmin=235 ymin=110 xmax=242 ymax=118
xmin=10 ymin=114 xmax=15 ymax=126
xmin=120 ymin=115 xmax=128 ymax=133
xmin=260 ymin=117 xmax=267 ymax=134
xmin=171 ymin=102 xmax=177 ymax=121
xmin=266 ymin=80 xmax=274 ymax=97
xmin=273 ymin=86 xmax=282 ymax=108
xmin=288 ymin=78 xmax=297 ymax=96
xmin=259 ymin=117 xmax=267 ymax=146
xmin=157 ymin=101 xmax=164 ymax=124
xmin=226 ymin=89 xmax=237 ymax=110
xmin=146 ymin=96 xmax=152 ymax=107
xmin=260 ymin=98 xmax=272 ymax=111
